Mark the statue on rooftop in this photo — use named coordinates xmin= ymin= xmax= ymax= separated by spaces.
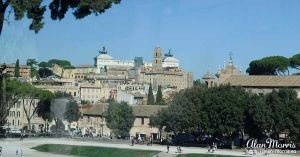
xmin=165 ymin=49 xmax=173 ymax=57
xmin=99 ymin=46 xmax=108 ymax=54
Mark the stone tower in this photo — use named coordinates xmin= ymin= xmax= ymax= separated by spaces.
xmin=152 ymin=47 xmax=163 ymax=70
xmin=202 ymin=70 xmax=216 ymax=88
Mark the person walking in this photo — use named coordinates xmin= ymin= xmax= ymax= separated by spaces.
xmin=150 ymin=137 xmax=153 ymax=146
xmin=20 ymin=132 xmax=24 ymax=141
xmin=131 ymin=137 xmax=134 ymax=146
xmin=167 ymin=144 xmax=169 ymax=153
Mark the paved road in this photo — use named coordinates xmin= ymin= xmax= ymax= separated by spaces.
xmin=0 ymin=138 xmax=298 ymax=157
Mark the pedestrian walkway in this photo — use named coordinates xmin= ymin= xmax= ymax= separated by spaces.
xmin=155 ymin=152 xmax=176 ymax=157
xmin=0 ymin=138 xmax=298 ymax=157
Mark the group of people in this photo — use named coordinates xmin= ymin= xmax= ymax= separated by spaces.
xmin=166 ymin=145 xmax=183 ymax=154
xmin=130 ymin=136 xmax=153 ymax=146
xmin=208 ymin=142 xmax=217 ymax=153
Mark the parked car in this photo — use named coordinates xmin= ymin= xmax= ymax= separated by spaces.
xmin=7 ymin=128 xmax=21 ymax=137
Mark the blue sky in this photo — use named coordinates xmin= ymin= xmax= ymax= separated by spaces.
xmin=1 ymin=0 xmax=300 ymax=79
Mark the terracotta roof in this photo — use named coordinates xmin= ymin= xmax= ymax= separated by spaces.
xmin=1 ymin=64 xmax=30 ymax=69
xmin=80 ymin=84 xmax=101 ymax=88
xmin=82 ymin=103 xmax=166 ymax=117
xmin=133 ymin=105 xmax=166 ymax=117
xmin=83 ymin=103 xmax=109 ymax=116
xmin=223 ymin=75 xmax=300 ymax=87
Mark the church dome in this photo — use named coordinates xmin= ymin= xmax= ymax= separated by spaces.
xmin=164 ymin=56 xmax=179 ymax=63
xmin=163 ymin=49 xmax=180 ymax=68
xmin=97 ymin=54 xmax=113 ymax=60
xmin=163 ymin=56 xmax=180 ymax=68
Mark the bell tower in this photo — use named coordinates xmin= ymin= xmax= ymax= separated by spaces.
xmin=152 ymin=46 xmax=163 ymax=70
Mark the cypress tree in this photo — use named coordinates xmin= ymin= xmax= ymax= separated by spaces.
xmin=147 ymin=83 xmax=155 ymax=105
xmin=15 ymin=59 xmax=20 ymax=78
xmin=156 ymin=85 xmax=163 ymax=105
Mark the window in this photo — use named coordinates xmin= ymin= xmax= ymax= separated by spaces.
xmin=141 ymin=118 xmax=144 ymax=125
xmin=17 ymin=102 xmax=21 ymax=108
xmin=17 ymin=111 xmax=20 ymax=117
xmin=74 ymin=92 xmax=76 ymax=96
xmin=12 ymin=120 xmax=14 ymax=126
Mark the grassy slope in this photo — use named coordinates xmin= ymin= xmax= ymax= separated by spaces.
xmin=32 ymin=144 xmax=160 ymax=157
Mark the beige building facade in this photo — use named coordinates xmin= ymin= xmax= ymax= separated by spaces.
xmin=33 ymin=79 xmax=79 ymax=101
xmin=139 ymin=47 xmax=193 ymax=91
xmin=80 ymin=83 xmax=101 ymax=104
xmin=1 ymin=64 xmax=31 ymax=78
xmin=52 ymin=64 xmax=96 ymax=79
xmin=78 ymin=104 xmax=165 ymax=139
xmin=5 ymin=99 xmax=44 ymax=132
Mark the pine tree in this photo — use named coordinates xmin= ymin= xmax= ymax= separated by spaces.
xmin=147 ymin=83 xmax=155 ymax=105
xmin=156 ymin=85 xmax=164 ymax=105
xmin=15 ymin=59 xmax=20 ymax=78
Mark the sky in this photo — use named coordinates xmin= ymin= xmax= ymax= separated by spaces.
xmin=1 ymin=0 xmax=300 ymax=79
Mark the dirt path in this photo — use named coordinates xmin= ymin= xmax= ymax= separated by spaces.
xmin=0 ymin=138 xmax=298 ymax=157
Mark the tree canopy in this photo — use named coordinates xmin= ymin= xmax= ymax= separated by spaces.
xmin=14 ymin=59 xmax=20 ymax=78
xmin=26 ymin=59 xmax=39 ymax=78
xmin=64 ymin=99 xmax=80 ymax=123
xmin=246 ymin=56 xmax=289 ymax=75
xmin=0 ymin=78 xmax=25 ymax=126
xmin=147 ymin=83 xmax=155 ymax=105
xmin=150 ymin=85 xmax=300 ymax=146
xmin=265 ymin=89 xmax=300 ymax=142
xmin=38 ymin=67 xmax=53 ymax=78
xmin=290 ymin=54 xmax=300 ymax=70
xmin=105 ymin=101 xmax=134 ymax=139
xmin=0 ymin=0 xmax=121 ymax=36
xmin=155 ymin=85 xmax=165 ymax=105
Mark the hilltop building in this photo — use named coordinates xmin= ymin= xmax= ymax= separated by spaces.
xmin=94 ymin=47 xmax=152 ymax=74
xmin=139 ymin=47 xmax=193 ymax=91
xmin=203 ymin=55 xmax=300 ymax=98
xmin=78 ymin=103 xmax=166 ymax=139
xmin=1 ymin=63 xmax=31 ymax=78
